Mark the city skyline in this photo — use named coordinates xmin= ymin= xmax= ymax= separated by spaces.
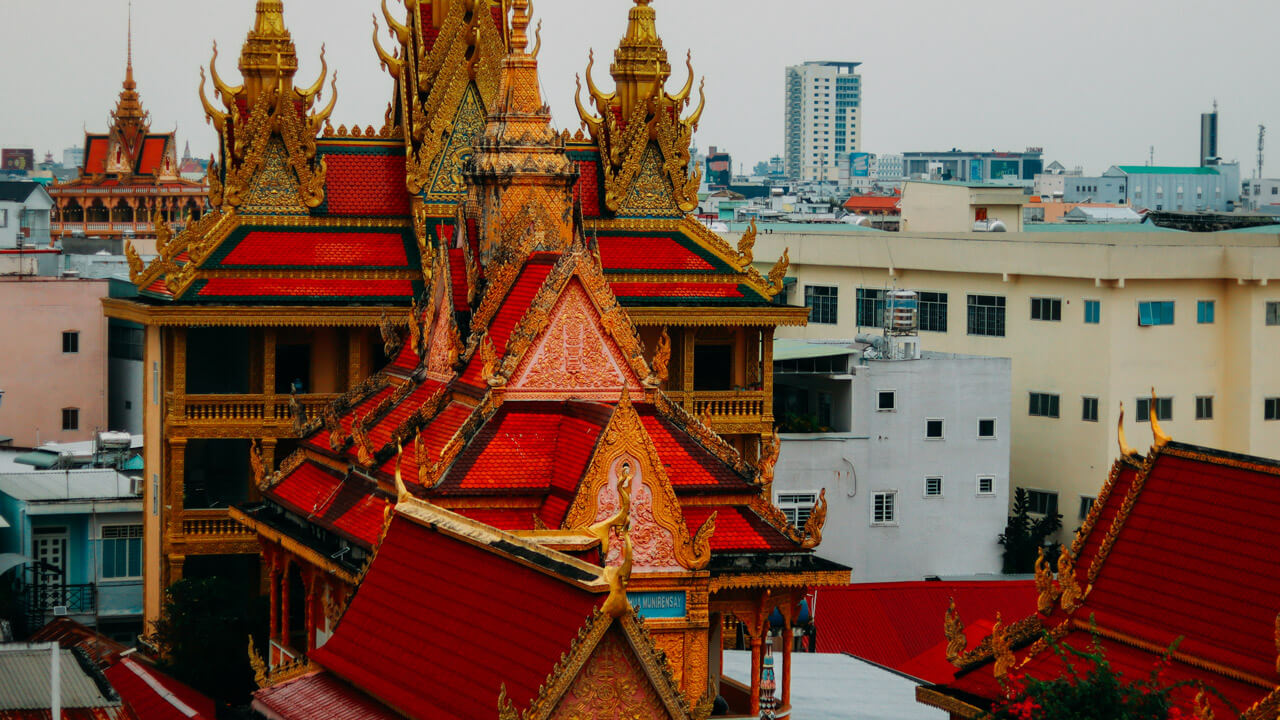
xmin=2 ymin=0 xmax=1278 ymax=177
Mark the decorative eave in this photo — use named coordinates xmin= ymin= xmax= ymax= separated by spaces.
xmin=914 ymin=686 xmax=983 ymax=719
xmin=102 ymin=297 xmax=409 ymax=327
xmin=625 ymin=305 xmax=810 ymax=327
xmin=230 ymin=505 xmax=359 ymax=585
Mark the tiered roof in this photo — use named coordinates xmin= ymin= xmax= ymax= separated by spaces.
xmin=919 ymin=418 xmax=1280 ymax=718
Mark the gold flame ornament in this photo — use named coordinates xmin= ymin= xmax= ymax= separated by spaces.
xmin=1117 ymin=402 xmax=1139 ymax=458
xmin=991 ymin=612 xmax=1014 ymax=679
xmin=1034 ymin=546 xmax=1057 ymax=615
xmin=944 ymin=597 xmax=967 ymax=665
xmin=1057 ymin=544 xmax=1083 ymax=612
xmin=1149 ymin=387 xmax=1171 ymax=448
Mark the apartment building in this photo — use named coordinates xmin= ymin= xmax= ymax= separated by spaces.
xmin=741 ymin=225 xmax=1280 ymax=538
xmin=785 ymin=61 xmax=862 ymax=182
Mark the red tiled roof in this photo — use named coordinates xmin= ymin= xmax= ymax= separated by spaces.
xmin=138 ymin=137 xmax=168 ymax=176
xmin=608 ymin=281 xmax=746 ymax=299
xmin=451 ymin=507 xmax=538 ymax=530
xmin=310 ymin=516 xmax=602 ymax=720
xmin=322 ymin=153 xmax=412 ymax=217
xmin=270 ymin=462 xmax=343 ymax=517
xmin=448 ymin=247 xmax=469 ymax=311
xmin=597 ymin=236 xmax=716 ymax=272
xmin=636 ymin=407 xmax=751 ymax=489
xmin=194 ymin=278 xmax=414 ymax=300
xmin=375 ymin=402 xmax=474 ymax=479
xmin=368 ymin=381 xmax=445 ymax=449
xmin=253 ymin=671 xmax=399 ymax=720
xmin=842 ymin=194 xmax=901 ymax=213
xmin=458 ymin=257 xmax=556 ymax=386
xmin=682 ymin=506 xmax=797 ymax=552
xmin=812 ymin=581 xmax=1037 ymax=683
xmin=574 ymin=160 xmax=601 ymax=217
xmin=436 ymin=401 xmax=606 ymax=496
xmin=217 ymin=231 xmax=410 ymax=268
xmin=85 ymin=137 xmax=108 ymax=174
xmin=315 ymin=479 xmax=389 ymax=547
xmin=103 ymin=657 xmax=216 ymax=720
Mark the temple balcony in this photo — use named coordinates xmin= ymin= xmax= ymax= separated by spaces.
xmin=669 ymin=389 xmax=773 ymax=435
xmin=168 ymin=392 xmax=338 ymax=433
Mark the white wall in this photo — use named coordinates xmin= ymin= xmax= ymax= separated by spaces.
xmin=775 ymin=354 xmax=1011 ymax=581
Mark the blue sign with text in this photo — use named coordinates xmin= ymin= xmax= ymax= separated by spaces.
xmin=628 ymin=591 xmax=687 ymax=619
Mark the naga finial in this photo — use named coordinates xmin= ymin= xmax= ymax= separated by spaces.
xmin=1034 ymin=546 xmax=1056 ymax=614
xmin=991 ymin=613 xmax=1014 ymax=679
xmin=767 ymin=247 xmax=790 ymax=297
xmin=602 ymin=527 xmax=634 ymax=619
xmin=1149 ymin=387 xmax=1171 ymax=448
xmin=800 ymin=488 xmax=827 ymax=549
xmin=1117 ymin=402 xmax=1139 ymax=459
xmin=1057 ymin=544 xmax=1083 ymax=612
xmin=944 ymin=598 xmax=966 ymax=665
xmin=585 ymin=459 xmax=633 ymax=559
xmin=394 ymin=441 xmax=410 ymax=503
xmin=648 ymin=327 xmax=671 ymax=385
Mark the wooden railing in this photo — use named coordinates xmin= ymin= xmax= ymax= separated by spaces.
xmin=178 ymin=393 xmax=339 ymax=425
xmin=182 ymin=509 xmax=255 ymax=539
xmin=667 ymin=390 xmax=771 ymax=433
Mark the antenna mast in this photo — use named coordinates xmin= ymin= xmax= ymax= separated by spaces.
xmin=1259 ymin=125 xmax=1266 ymax=180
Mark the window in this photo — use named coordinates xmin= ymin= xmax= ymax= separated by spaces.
xmin=101 ymin=525 xmax=143 ymax=579
xmin=62 ymin=331 xmax=79 ymax=354
xmin=1078 ymin=496 xmax=1096 ymax=522
xmin=805 ymin=285 xmax=838 ymax=325
xmin=922 ymin=419 xmax=944 ymax=440
xmin=1195 ymin=396 xmax=1213 ymax=420
xmin=1029 ymin=393 xmax=1060 ymax=418
xmin=1025 ymin=489 xmax=1059 ymax=517
xmin=1266 ymin=398 xmax=1280 ymax=421
xmin=1135 ymin=396 xmax=1173 ymax=422
xmin=977 ymin=418 xmax=996 ymax=438
xmin=917 ymin=291 xmax=948 ymax=332
xmin=1267 ymin=302 xmax=1280 ymax=326
xmin=1138 ymin=301 xmax=1175 ymax=326
xmin=61 ymin=408 xmax=79 ymax=431
xmin=1082 ymin=396 xmax=1099 ymax=422
xmin=924 ymin=477 xmax=943 ymax=497
xmin=856 ymin=288 xmax=886 ymax=328
xmin=108 ymin=325 xmax=144 ymax=361
xmin=967 ymin=295 xmax=1006 ymax=337
xmin=777 ymin=492 xmax=819 ymax=526
xmin=877 ymin=390 xmax=895 ymax=412
xmin=1030 ymin=297 xmax=1062 ymax=322
xmin=1197 ymin=300 xmax=1215 ymax=324
xmin=1084 ymin=300 xmax=1101 ymax=324
xmin=871 ymin=491 xmax=896 ymax=524
xmin=977 ymin=477 xmax=995 ymax=495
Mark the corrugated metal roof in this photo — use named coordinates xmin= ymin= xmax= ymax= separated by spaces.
xmin=0 ymin=645 xmax=119 ymax=710
xmin=774 ymin=339 xmax=858 ymax=362
xmin=0 ymin=470 xmax=137 ymax=502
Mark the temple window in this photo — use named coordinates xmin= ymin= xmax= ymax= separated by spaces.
xmin=276 ymin=343 xmax=312 ymax=394
xmin=183 ymin=439 xmax=251 ymax=509
xmin=187 ymin=328 xmax=251 ymax=394
xmin=693 ymin=344 xmax=733 ymax=391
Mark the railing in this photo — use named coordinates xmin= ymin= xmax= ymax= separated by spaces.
xmin=182 ymin=509 xmax=255 ymax=539
xmin=24 ymin=583 xmax=96 ymax=615
xmin=179 ymin=394 xmax=339 ymax=425
xmin=692 ymin=391 xmax=768 ymax=421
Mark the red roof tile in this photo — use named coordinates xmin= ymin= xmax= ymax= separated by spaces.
xmin=138 ymin=137 xmax=168 ymax=176
xmin=842 ymin=194 xmax=901 ymax=213
xmin=310 ymin=516 xmax=601 ymax=720
xmin=682 ymin=506 xmax=797 ymax=552
xmin=608 ymin=281 xmax=746 ymax=299
xmin=448 ymin=247 xmax=469 ymax=312
xmin=368 ymin=381 xmax=445 ymax=448
xmin=812 ymin=580 xmax=1037 ymax=683
xmin=458 ymin=257 xmax=556 ymax=386
xmin=194 ymin=278 xmax=414 ymax=300
xmin=597 ymin=236 xmax=716 ymax=272
xmin=269 ymin=462 xmax=343 ymax=517
xmin=103 ymin=657 xmax=216 ymax=720
xmin=636 ymin=407 xmax=751 ymax=489
xmin=253 ymin=671 xmax=399 ymax=720
xmin=314 ymin=479 xmax=389 ymax=547
xmin=85 ymin=138 xmax=108 ymax=174
xmin=321 ymin=153 xmax=412 ymax=217
xmin=217 ymin=231 xmax=410 ymax=268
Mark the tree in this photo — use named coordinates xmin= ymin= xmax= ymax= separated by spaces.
xmin=998 ymin=488 xmax=1062 ymax=574
xmin=150 ymin=577 xmax=268 ymax=710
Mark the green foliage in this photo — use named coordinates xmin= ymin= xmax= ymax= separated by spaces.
xmin=151 ymin=577 xmax=268 ymax=710
xmin=998 ymin=488 xmax=1062 ymax=574
xmin=987 ymin=624 xmax=1229 ymax=720
xmin=776 ymin=413 xmax=831 ymax=433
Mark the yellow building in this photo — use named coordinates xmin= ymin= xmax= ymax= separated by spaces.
xmin=752 ymin=224 xmax=1280 ymax=534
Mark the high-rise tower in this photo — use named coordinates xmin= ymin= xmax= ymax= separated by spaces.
xmin=784 ymin=61 xmax=861 ymax=182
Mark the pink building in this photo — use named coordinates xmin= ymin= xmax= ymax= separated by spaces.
xmin=0 ymin=277 xmax=108 ymax=446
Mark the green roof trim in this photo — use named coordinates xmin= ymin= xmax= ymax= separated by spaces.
xmin=1117 ymin=166 xmax=1219 ymax=175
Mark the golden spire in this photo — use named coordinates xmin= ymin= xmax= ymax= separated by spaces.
xmin=610 ymin=0 xmax=668 ymax=117
xmin=111 ymin=1 xmax=149 ymax=137
xmin=237 ymin=0 xmax=299 ymax=102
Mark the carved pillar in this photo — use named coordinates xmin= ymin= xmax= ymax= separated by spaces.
xmin=168 ymin=439 xmax=187 ymax=538
xmin=733 ymin=328 xmax=747 ymax=388
xmin=762 ymin=331 xmax=774 ymax=424
xmin=782 ymin=606 xmax=793 ymax=710
xmin=172 ymin=328 xmax=187 ymax=417
xmin=681 ymin=328 xmax=695 ymax=408
xmin=348 ymin=332 xmax=364 ymax=387
xmin=167 ymin=554 xmax=185 ymax=587
xmin=267 ymin=550 xmax=281 ymax=641
xmin=253 ymin=438 xmax=276 ymax=503
xmin=749 ymin=625 xmax=763 ymax=716
xmin=304 ymin=567 xmax=317 ymax=652
xmin=263 ymin=328 xmax=277 ymax=401
xmin=280 ymin=561 xmax=291 ymax=649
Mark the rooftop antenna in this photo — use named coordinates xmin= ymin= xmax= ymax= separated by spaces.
xmin=1149 ymin=146 xmax=1154 ymax=166
xmin=1258 ymin=124 xmax=1266 ymax=180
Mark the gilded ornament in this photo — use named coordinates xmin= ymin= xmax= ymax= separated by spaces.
xmin=393 ymin=442 xmax=411 ymax=503
xmin=991 ymin=612 xmax=1014 ymax=679
xmin=206 ymin=157 xmax=224 ymax=208
xmin=352 ymin=413 xmax=374 ymax=466
xmin=408 ymin=298 xmax=424 ymax=359
xmin=585 ymin=460 xmax=633 ymax=559
xmin=800 ymin=488 xmax=827 ymax=549
xmin=1193 ymin=689 xmax=1214 ymax=720
xmin=1117 ymin=402 xmax=1140 ymax=458
xmin=944 ymin=597 xmax=967 ymax=665
xmin=1149 ymin=387 xmax=1171 ymax=448
xmin=758 ymin=428 xmax=780 ymax=490
xmin=737 ymin=217 xmax=757 ymax=267
xmin=1057 ymin=543 xmax=1083 ymax=612
xmin=767 ymin=247 xmax=790 ymax=297
xmin=379 ymin=310 xmax=402 ymax=358
xmin=649 ymin=326 xmax=671 ymax=385
xmin=247 ymin=636 xmax=269 ymax=689
xmin=124 ymin=241 xmax=144 ymax=282
xmin=1034 ymin=546 xmax=1057 ymax=614
xmin=1274 ymin=610 xmax=1280 ymax=674
xmin=249 ymin=439 xmax=267 ymax=490
xmin=602 ymin=530 xmax=634 ymax=618
xmin=479 ymin=332 xmax=502 ymax=385
xmin=153 ymin=209 xmax=173 ymax=255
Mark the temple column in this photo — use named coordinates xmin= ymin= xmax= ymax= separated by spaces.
xmin=782 ymin=601 xmax=793 ymax=710
xmin=280 ymin=561 xmax=291 ymax=650
xmin=348 ymin=332 xmax=364 ymax=386
xmin=749 ymin=621 xmax=763 ymax=716
xmin=167 ymin=554 xmax=185 ymax=587
xmin=264 ymin=328 xmax=277 ymax=400
xmin=304 ymin=567 xmax=317 ymax=652
xmin=268 ymin=553 xmax=281 ymax=642
xmin=681 ymin=328 xmax=695 ymax=411
xmin=167 ymin=439 xmax=187 ymax=537
xmin=172 ymin=328 xmax=187 ymax=418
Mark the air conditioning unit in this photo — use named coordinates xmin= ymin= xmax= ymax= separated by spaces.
xmin=52 ymin=606 xmax=69 ymax=617
xmin=129 ymin=476 xmax=144 ymax=496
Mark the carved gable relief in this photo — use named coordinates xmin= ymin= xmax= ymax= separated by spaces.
xmin=241 ymin=138 xmax=307 ymax=215
xmin=427 ymin=83 xmax=486 ymax=198
xmin=548 ymin=627 xmax=674 ymax=720
xmin=509 ymin=280 xmax=642 ymax=400
xmin=595 ymin=455 xmax=680 ymax=572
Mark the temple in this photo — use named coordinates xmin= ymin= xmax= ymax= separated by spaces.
xmin=917 ymin=402 xmax=1280 ymax=719
xmin=103 ymin=0 xmax=839 ymax=717
xmin=49 ymin=12 xmax=207 ymax=244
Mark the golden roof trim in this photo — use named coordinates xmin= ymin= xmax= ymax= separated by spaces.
xmin=708 ymin=568 xmax=849 ymax=592
xmin=101 ymin=298 xmax=412 ymax=327
xmin=914 ymin=686 xmax=983 ymax=720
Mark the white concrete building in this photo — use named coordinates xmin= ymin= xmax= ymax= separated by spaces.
xmin=785 ymin=62 xmax=862 ymax=183
xmin=772 ymin=340 xmax=1011 ymax=582
xmin=1244 ymin=178 xmax=1280 ymax=213
xmin=0 ymin=181 xmax=53 ymax=249
xmin=872 ymin=154 xmax=905 ymax=182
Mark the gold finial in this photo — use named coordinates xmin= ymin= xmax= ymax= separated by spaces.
xmin=237 ymin=0 xmax=301 ymax=103
xmin=800 ymin=488 xmax=827 ymax=549
xmin=738 ymin=217 xmax=757 ymax=267
xmin=1193 ymin=689 xmax=1215 ymax=720
xmin=944 ymin=597 xmax=967 ymax=665
xmin=480 ymin=333 xmax=501 ymax=385
xmin=124 ymin=241 xmax=143 ymax=283
xmin=394 ymin=441 xmax=410 ymax=503
xmin=1149 ymin=387 xmax=1171 ymax=448
xmin=1034 ymin=546 xmax=1056 ymax=614
xmin=991 ymin=612 xmax=1014 ymax=679
xmin=1117 ymin=402 xmax=1139 ymax=458
xmin=249 ymin=439 xmax=266 ymax=490
xmin=649 ymin=327 xmax=671 ymax=384
xmin=767 ymin=248 xmax=790 ymax=297
xmin=508 ymin=0 xmax=531 ymax=54
xmin=585 ymin=461 xmax=633 ymax=559
xmin=352 ymin=413 xmax=373 ymax=466
xmin=1057 ymin=544 xmax=1083 ymax=612
xmin=758 ymin=429 xmax=780 ymax=491
xmin=379 ymin=310 xmax=401 ymax=357
xmin=602 ymin=529 xmax=634 ymax=618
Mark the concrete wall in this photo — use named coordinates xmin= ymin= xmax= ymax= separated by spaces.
xmin=743 ymin=226 xmax=1280 ymax=544
xmin=0 ymin=278 xmax=109 ymax=446
xmin=900 ymin=182 xmax=1025 ymax=233
xmin=774 ymin=355 xmax=1011 ymax=581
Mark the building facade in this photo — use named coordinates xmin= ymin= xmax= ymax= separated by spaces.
xmin=1116 ymin=164 xmax=1241 ymax=212
xmin=903 ymin=149 xmax=1043 ymax=185
xmin=744 ymin=225 xmax=1280 ymax=544
xmin=772 ymin=343 xmax=1011 ymax=581
xmin=785 ymin=61 xmax=862 ymax=182
xmin=0 ymin=277 xmax=109 ymax=447
xmin=1244 ymin=178 xmax=1280 ymax=212
xmin=0 ymin=182 xmax=53 ymax=249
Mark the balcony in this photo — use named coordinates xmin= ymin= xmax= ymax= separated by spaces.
xmin=669 ymin=390 xmax=771 ymax=435
xmin=177 ymin=509 xmax=258 ymax=555
xmin=172 ymin=393 xmax=339 ymax=431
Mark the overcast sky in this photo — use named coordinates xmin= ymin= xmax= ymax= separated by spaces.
xmin=4 ymin=0 xmax=1279 ymax=176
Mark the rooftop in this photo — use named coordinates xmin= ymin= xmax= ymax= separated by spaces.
xmin=1117 ymin=165 xmax=1220 ymax=175
xmin=0 ymin=469 xmax=139 ymax=503
xmin=0 ymin=644 xmax=120 ymax=711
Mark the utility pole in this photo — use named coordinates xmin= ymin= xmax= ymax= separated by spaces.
xmin=1258 ymin=125 xmax=1266 ymax=179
